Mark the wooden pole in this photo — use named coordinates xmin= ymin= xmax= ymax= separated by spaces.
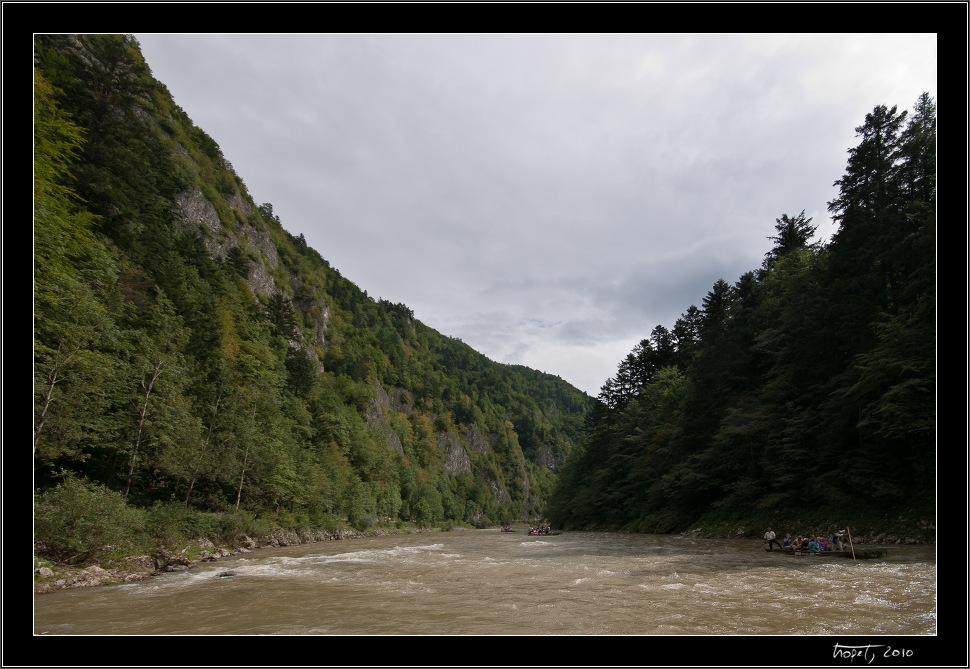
xmin=846 ymin=526 xmax=856 ymax=561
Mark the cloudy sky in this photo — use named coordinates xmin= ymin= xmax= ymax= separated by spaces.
xmin=135 ymin=33 xmax=936 ymax=397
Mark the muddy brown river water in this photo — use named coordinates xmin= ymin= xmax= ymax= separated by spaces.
xmin=32 ymin=528 xmax=937 ymax=642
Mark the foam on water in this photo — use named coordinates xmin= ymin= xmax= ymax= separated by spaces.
xmin=34 ymin=531 xmax=936 ymax=636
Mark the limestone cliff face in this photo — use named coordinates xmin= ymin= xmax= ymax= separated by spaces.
xmin=174 ymin=188 xmax=277 ymax=298
xmin=529 ymin=444 xmax=565 ymax=472
xmin=173 ymin=185 xmax=331 ymax=368
xmin=362 ymin=380 xmax=543 ymax=504
xmin=365 ymin=386 xmax=406 ymax=458
xmin=465 ymin=424 xmax=489 ymax=454
xmin=365 ymin=381 xmax=474 ymax=476
xmin=438 ymin=433 xmax=470 ymax=476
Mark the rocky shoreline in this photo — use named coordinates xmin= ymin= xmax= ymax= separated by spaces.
xmin=33 ymin=526 xmax=403 ymax=595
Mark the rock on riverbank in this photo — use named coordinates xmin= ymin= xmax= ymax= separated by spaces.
xmin=33 ymin=526 xmax=388 ymax=594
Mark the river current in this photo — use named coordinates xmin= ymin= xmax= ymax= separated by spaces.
xmin=33 ymin=529 xmax=936 ymax=639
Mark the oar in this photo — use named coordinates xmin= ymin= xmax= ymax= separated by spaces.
xmin=846 ymin=526 xmax=856 ymax=561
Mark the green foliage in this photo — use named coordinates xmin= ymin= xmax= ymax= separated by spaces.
xmin=33 ymin=67 xmax=123 ymax=465
xmin=35 ymin=475 xmax=146 ymax=563
xmin=410 ymin=482 xmax=444 ymax=526
xmin=549 ymin=94 xmax=937 ymax=533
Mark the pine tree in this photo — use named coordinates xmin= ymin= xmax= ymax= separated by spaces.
xmin=761 ymin=210 xmax=818 ymax=273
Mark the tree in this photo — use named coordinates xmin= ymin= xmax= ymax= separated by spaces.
xmin=266 ymin=290 xmax=298 ymax=340
xmin=235 ymin=397 xmax=259 ymax=511
xmin=897 ymin=93 xmax=936 ymax=204
xmin=826 ymin=102 xmax=910 ymax=356
xmin=892 ymin=93 xmax=937 ymax=312
xmin=285 ymin=346 xmax=318 ymax=398
xmin=699 ymin=278 xmax=733 ymax=343
xmin=119 ymin=295 xmax=198 ymax=502
xmin=818 ymin=95 xmax=936 ymax=502
xmin=761 ymin=210 xmax=818 ymax=273
xmin=649 ymin=325 xmax=677 ymax=369
xmin=183 ymin=382 xmax=224 ymax=507
xmin=410 ymin=482 xmax=444 ymax=526
xmin=828 ymin=104 xmax=908 ymax=230
xmin=672 ymin=305 xmax=702 ymax=362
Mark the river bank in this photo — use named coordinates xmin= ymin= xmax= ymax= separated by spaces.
xmin=33 ymin=524 xmax=449 ymax=595
xmin=683 ymin=512 xmax=937 ymax=546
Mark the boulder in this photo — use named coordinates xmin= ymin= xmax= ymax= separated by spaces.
xmin=162 ymin=555 xmax=192 ymax=572
xmin=125 ymin=555 xmax=156 ymax=574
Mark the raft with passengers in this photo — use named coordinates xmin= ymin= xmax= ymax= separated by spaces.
xmin=527 ymin=525 xmax=561 ymax=536
xmin=763 ymin=526 xmax=887 ymax=559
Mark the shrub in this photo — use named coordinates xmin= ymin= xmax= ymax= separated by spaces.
xmin=144 ymin=501 xmax=194 ymax=549
xmin=34 ymin=476 xmax=145 ymax=564
xmin=309 ymin=511 xmax=343 ymax=535
xmin=348 ymin=511 xmax=375 ymax=533
xmin=213 ymin=508 xmax=270 ymax=545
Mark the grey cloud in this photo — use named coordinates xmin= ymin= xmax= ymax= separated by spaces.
xmin=136 ymin=33 xmax=935 ymax=395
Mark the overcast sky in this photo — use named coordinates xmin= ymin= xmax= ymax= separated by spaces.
xmin=134 ymin=33 xmax=936 ymax=397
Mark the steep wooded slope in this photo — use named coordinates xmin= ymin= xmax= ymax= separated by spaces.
xmin=34 ymin=34 xmax=591 ymax=528
xmin=548 ymin=94 xmax=937 ymax=538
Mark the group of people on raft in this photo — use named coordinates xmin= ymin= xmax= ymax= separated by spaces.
xmin=764 ymin=526 xmax=848 ymax=552
xmin=499 ymin=524 xmax=553 ymax=534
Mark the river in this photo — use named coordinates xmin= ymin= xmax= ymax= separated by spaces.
xmin=33 ymin=529 xmax=936 ymax=639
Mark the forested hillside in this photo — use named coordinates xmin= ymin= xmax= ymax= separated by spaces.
xmin=33 ymin=34 xmax=591 ymax=561
xmin=548 ymin=94 xmax=937 ymax=537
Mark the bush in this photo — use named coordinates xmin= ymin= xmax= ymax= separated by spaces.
xmin=348 ymin=511 xmax=375 ymax=533
xmin=146 ymin=503 xmax=276 ymax=549
xmin=212 ymin=508 xmax=271 ymax=545
xmin=34 ymin=476 xmax=145 ymax=564
xmin=311 ymin=511 xmax=343 ymax=535
xmin=144 ymin=501 xmax=194 ymax=548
